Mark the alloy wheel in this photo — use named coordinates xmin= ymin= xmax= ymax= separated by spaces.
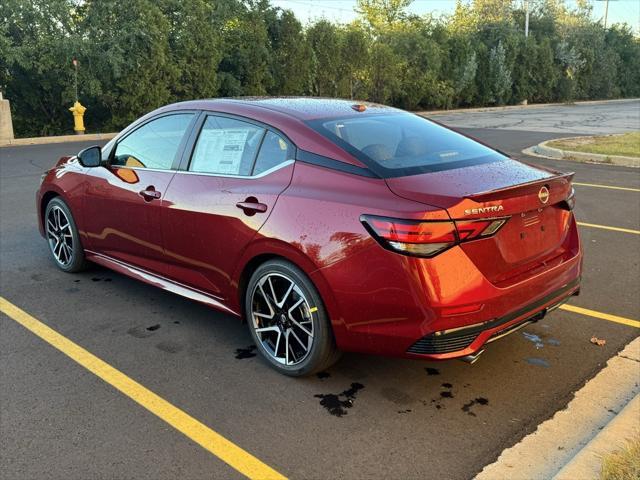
xmin=250 ymin=272 xmax=315 ymax=366
xmin=46 ymin=205 xmax=74 ymax=267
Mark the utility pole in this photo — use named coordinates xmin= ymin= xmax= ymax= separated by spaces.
xmin=604 ymin=0 xmax=609 ymax=28
xmin=72 ymin=58 xmax=78 ymax=102
xmin=525 ymin=0 xmax=529 ymax=37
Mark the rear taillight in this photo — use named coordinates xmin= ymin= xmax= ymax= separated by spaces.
xmin=361 ymin=215 xmax=508 ymax=258
xmin=455 ymin=218 xmax=508 ymax=240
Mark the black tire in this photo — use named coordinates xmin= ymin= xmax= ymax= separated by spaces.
xmin=245 ymin=259 xmax=341 ymax=376
xmin=44 ymin=197 xmax=89 ymax=273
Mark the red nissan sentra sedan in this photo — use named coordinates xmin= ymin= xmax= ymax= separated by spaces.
xmin=37 ymin=98 xmax=582 ymax=376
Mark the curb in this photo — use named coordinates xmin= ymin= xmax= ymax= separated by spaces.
xmin=418 ymin=98 xmax=640 ymax=116
xmin=523 ymin=137 xmax=640 ymax=168
xmin=554 ymin=394 xmax=639 ymax=480
xmin=0 ymin=132 xmax=118 ymax=148
xmin=475 ymin=337 xmax=640 ymax=480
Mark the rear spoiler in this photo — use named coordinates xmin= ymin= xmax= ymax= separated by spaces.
xmin=465 ymin=172 xmax=574 ymax=202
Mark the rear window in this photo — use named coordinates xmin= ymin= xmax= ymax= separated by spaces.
xmin=307 ymin=113 xmax=507 ymax=177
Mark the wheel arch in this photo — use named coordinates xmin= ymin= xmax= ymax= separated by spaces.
xmin=39 ymin=189 xmax=65 ymax=236
xmin=233 ymin=241 xmax=342 ymax=331
xmin=41 ymin=191 xmax=61 ymax=221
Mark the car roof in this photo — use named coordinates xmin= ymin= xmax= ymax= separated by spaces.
xmin=165 ymin=97 xmax=397 ymax=121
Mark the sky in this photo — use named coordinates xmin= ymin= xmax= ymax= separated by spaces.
xmin=270 ymin=0 xmax=640 ymax=32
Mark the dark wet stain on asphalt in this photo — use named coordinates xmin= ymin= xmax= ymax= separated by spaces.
xmin=523 ymin=331 xmax=561 ymax=349
xmin=127 ymin=326 xmax=155 ymax=338
xmin=173 ymin=320 xmax=181 ymax=324
xmin=156 ymin=340 xmax=183 ymax=354
xmin=73 ymin=279 xmax=80 ymax=283
xmin=526 ymin=357 xmax=550 ymax=367
xmin=91 ymin=277 xmax=101 ymax=282
xmin=315 ymin=383 xmax=365 ymax=417
xmin=461 ymin=397 xmax=489 ymax=416
xmin=425 ymin=367 xmax=440 ymax=376
xmin=146 ymin=324 xmax=160 ymax=331
xmin=316 ymin=371 xmax=330 ymax=379
xmin=235 ymin=345 xmax=257 ymax=359
xmin=430 ymin=382 xmax=455 ymax=408
xmin=397 ymin=409 xmax=412 ymax=414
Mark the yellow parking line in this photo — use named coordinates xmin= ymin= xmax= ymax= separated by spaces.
xmin=0 ymin=297 xmax=287 ymax=480
xmin=559 ymin=304 xmax=640 ymax=328
xmin=573 ymin=182 xmax=640 ymax=192
xmin=576 ymin=222 xmax=640 ymax=235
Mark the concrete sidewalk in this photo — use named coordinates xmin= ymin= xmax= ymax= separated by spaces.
xmin=476 ymin=337 xmax=640 ymax=480
xmin=0 ymin=132 xmax=117 ymax=148
xmin=555 ymin=394 xmax=639 ymax=480
xmin=419 ymin=97 xmax=640 ymax=117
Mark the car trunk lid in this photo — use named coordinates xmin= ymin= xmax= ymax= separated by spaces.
xmin=385 ymin=159 xmax=576 ymax=286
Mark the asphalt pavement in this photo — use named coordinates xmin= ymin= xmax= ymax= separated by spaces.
xmin=430 ymin=98 xmax=640 ymax=135
xmin=1 ymin=101 xmax=639 ymax=480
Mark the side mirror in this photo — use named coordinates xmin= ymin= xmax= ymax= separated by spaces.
xmin=78 ymin=145 xmax=102 ymax=167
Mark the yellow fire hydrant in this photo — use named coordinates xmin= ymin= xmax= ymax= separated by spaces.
xmin=69 ymin=101 xmax=86 ymax=135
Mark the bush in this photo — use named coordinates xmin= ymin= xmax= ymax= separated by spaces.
xmin=1 ymin=0 xmax=638 ymax=136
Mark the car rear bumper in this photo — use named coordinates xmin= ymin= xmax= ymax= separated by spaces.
xmin=405 ymin=277 xmax=579 ymax=360
xmin=313 ymin=213 xmax=583 ymax=360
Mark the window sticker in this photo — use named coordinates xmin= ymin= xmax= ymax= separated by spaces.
xmin=192 ymin=129 xmax=250 ymax=174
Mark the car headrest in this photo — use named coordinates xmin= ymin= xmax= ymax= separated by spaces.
xmin=395 ymin=136 xmax=428 ymax=157
xmin=361 ymin=144 xmax=393 ymax=162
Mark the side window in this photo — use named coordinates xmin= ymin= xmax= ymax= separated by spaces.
xmin=253 ymin=131 xmax=292 ymax=175
xmin=112 ymin=114 xmax=194 ymax=170
xmin=189 ymin=116 xmax=265 ymax=176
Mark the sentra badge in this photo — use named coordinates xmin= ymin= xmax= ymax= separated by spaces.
xmin=464 ymin=205 xmax=504 ymax=215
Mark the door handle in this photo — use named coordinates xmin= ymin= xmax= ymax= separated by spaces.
xmin=139 ymin=187 xmax=161 ymax=201
xmin=236 ymin=197 xmax=268 ymax=216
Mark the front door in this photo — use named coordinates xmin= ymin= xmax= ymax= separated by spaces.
xmin=82 ymin=112 xmax=196 ymax=275
xmin=162 ymin=115 xmax=295 ymax=300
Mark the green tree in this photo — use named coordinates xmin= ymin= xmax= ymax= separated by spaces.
xmin=368 ymin=41 xmax=401 ymax=103
xmin=81 ymin=0 xmax=177 ymax=129
xmin=217 ymin=3 xmax=271 ymax=96
xmin=531 ymin=38 xmax=560 ymax=102
xmin=487 ymin=41 xmax=512 ymax=105
xmin=442 ymin=32 xmax=478 ymax=106
xmin=511 ymin=37 xmax=536 ymax=103
xmin=555 ymin=38 xmax=586 ymax=101
xmin=2 ymin=0 xmax=640 ymax=137
xmin=355 ymin=0 xmax=413 ymax=32
xmin=307 ymin=20 xmax=340 ymax=97
xmin=266 ymin=9 xmax=310 ymax=95
xmin=338 ymin=24 xmax=370 ymax=99
xmin=606 ymin=25 xmax=640 ymax=97
xmin=386 ymin=23 xmax=442 ymax=110
xmin=0 ymin=0 xmax=82 ymax=136
xmin=160 ymin=0 xmax=222 ymax=101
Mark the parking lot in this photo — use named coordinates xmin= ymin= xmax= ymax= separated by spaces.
xmin=1 ymin=100 xmax=639 ymax=479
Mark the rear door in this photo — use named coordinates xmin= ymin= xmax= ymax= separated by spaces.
xmin=162 ymin=114 xmax=295 ymax=299
xmin=82 ymin=112 xmax=196 ymax=275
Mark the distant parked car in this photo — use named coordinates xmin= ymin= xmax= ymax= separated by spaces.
xmin=37 ymin=97 xmax=582 ymax=375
